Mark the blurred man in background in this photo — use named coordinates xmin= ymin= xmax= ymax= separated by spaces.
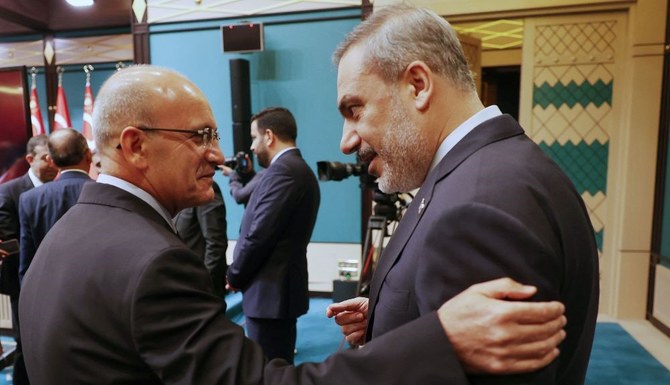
xmin=0 ymin=134 xmax=56 ymax=385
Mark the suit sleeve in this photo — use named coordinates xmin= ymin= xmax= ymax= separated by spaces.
xmin=227 ymin=170 xmax=298 ymax=289
xmin=18 ymin=193 xmax=37 ymax=284
xmin=414 ymin=202 xmax=560 ymax=384
xmin=229 ymin=170 xmax=261 ymax=205
xmin=0 ymin=188 xmax=18 ymax=241
xmin=195 ymin=183 xmax=228 ymax=296
xmin=132 ymin=247 xmax=469 ymax=385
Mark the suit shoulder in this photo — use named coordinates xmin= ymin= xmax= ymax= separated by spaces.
xmin=0 ymin=175 xmax=31 ymax=195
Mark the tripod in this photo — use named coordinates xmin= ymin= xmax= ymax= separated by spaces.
xmin=357 ymin=215 xmax=392 ymax=296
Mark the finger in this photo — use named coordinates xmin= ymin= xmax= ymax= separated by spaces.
xmin=492 ymin=347 xmax=560 ymax=374
xmin=496 ymin=301 xmax=565 ymax=325
xmin=470 ymin=277 xmax=537 ymax=299
xmin=333 ymin=312 xmax=365 ymax=326
xmin=345 ymin=330 xmax=366 ymax=345
xmin=510 ymin=316 xmax=567 ymax=347
xmin=340 ymin=321 xmax=367 ymax=335
xmin=327 ymin=305 xmax=354 ymax=318
xmin=327 ymin=298 xmax=365 ymax=315
xmin=506 ymin=329 xmax=567 ymax=360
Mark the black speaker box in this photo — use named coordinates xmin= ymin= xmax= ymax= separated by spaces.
xmin=231 ymin=121 xmax=251 ymax=155
xmin=229 ymin=58 xmax=251 ymax=124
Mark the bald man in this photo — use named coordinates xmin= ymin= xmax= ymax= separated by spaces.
xmin=18 ymin=128 xmax=93 ymax=283
xmin=20 ymin=65 xmax=567 ymax=385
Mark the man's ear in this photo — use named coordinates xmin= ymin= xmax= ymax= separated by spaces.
xmin=24 ymin=153 xmax=34 ymax=165
xmin=118 ymin=127 xmax=149 ymax=170
xmin=265 ymin=129 xmax=275 ymax=146
xmin=404 ymin=60 xmax=433 ymax=111
xmin=84 ymin=148 xmax=93 ymax=165
xmin=45 ymin=154 xmax=57 ymax=169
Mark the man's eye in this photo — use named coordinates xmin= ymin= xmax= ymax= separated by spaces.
xmin=349 ymin=106 xmax=362 ymax=118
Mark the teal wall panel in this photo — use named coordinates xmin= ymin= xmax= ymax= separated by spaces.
xmin=534 ymin=79 xmax=613 ymax=109
xmin=538 ymin=141 xmax=608 ymax=196
xmin=150 ymin=10 xmax=362 ymax=243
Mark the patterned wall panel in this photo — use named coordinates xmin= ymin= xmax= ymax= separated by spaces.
xmin=0 ymin=40 xmax=43 ymax=68
xmin=528 ymin=20 xmax=618 ymax=252
xmin=145 ymin=0 xmax=361 ymax=24
xmin=54 ymin=35 xmax=133 ymax=65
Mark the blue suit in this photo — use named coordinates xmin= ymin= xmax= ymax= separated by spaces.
xmin=19 ymin=171 xmax=92 ymax=283
xmin=227 ymin=148 xmax=320 ymax=362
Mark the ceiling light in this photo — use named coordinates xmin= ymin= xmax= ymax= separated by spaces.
xmin=66 ymin=0 xmax=94 ymax=7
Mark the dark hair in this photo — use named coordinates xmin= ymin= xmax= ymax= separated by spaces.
xmin=26 ymin=135 xmax=48 ymax=156
xmin=250 ymin=107 xmax=297 ymax=142
xmin=47 ymin=128 xmax=89 ymax=167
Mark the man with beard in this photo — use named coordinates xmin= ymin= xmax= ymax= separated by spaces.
xmin=226 ymin=107 xmax=320 ymax=363
xmin=327 ymin=4 xmax=599 ymax=384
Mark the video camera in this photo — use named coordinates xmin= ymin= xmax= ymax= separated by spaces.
xmin=316 ymin=160 xmax=406 ymax=222
xmin=224 ymin=151 xmax=251 ymax=173
xmin=316 ymin=161 xmax=377 ymax=188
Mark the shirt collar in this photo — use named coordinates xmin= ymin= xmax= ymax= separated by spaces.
xmin=60 ymin=169 xmax=90 ymax=176
xmin=96 ymin=174 xmax=178 ymax=233
xmin=430 ymin=105 xmax=503 ymax=171
xmin=27 ymin=168 xmax=44 ymax=187
xmin=271 ymin=147 xmax=297 ymax=165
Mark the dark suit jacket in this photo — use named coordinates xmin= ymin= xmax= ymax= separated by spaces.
xmin=0 ymin=173 xmax=34 ymax=296
xmin=174 ymin=181 xmax=228 ymax=297
xmin=228 ymin=149 xmax=320 ymax=319
xmin=229 ymin=169 xmax=265 ymax=205
xmin=18 ymin=171 xmax=92 ymax=283
xmin=366 ymin=114 xmax=599 ymax=385
xmin=20 ymin=182 xmax=465 ymax=385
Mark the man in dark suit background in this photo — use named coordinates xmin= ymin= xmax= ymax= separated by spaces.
xmin=0 ymin=134 xmax=56 ymax=385
xmin=18 ymin=128 xmax=93 ymax=283
xmin=19 ymin=65 xmax=569 ymax=385
xmin=226 ymin=107 xmax=320 ymax=363
xmin=328 ymin=4 xmax=599 ymax=384
xmin=173 ymin=181 xmax=228 ymax=298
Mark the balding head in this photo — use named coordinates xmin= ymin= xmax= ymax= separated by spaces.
xmin=90 ymin=64 xmax=223 ymax=215
xmin=92 ymin=65 xmax=209 ymax=155
xmin=47 ymin=128 xmax=91 ymax=170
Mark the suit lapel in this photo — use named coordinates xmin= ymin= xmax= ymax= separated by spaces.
xmin=366 ymin=115 xmax=525 ymax=337
xmin=77 ymin=183 xmax=176 ymax=235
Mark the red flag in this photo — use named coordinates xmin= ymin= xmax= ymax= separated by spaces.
xmin=53 ymin=84 xmax=72 ymax=131
xmin=82 ymin=78 xmax=95 ymax=143
xmin=29 ymin=83 xmax=45 ymax=136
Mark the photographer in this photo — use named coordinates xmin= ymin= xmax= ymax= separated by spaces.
xmin=219 ymin=152 xmax=264 ymax=205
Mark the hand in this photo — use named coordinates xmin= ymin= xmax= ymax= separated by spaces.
xmin=241 ymin=153 xmax=253 ymax=173
xmin=218 ymin=164 xmax=234 ymax=176
xmin=326 ymin=297 xmax=369 ymax=346
xmin=0 ymin=240 xmax=8 ymax=259
xmin=225 ymin=277 xmax=238 ymax=293
xmin=438 ymin=278 xmax=566 ymax=375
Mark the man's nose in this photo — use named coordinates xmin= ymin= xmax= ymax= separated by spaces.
xmin=340 ymin=124 xmax=360 ymax=155
xmin=207 ymin=145 xmax=225 ymax=165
